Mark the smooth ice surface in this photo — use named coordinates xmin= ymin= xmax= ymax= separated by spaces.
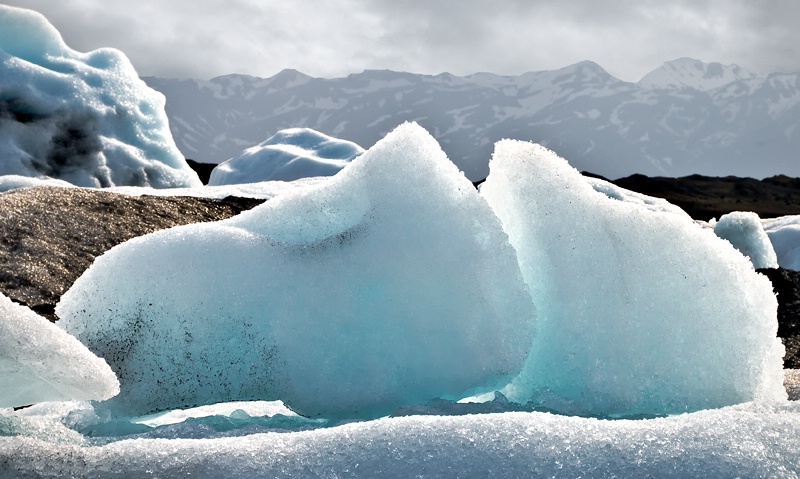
xmin=763 ymin=215 xmax=800 ymax=271
xmin=0 ymin=293 xmax=118 ymax=408
xmin=712 ymin=211 xmax=779 ymax=269
xmin=208 ymin=128 xmax=363 ymax=185
xmin=1 ymin=400 xmax=799 ymax=478
xmin=481 ymin=140 xmax=786 ymax=417
xmin=57 ymin=122 xmax=535 ymax=419
xmin=0 ymin=5 xmax=201 ymax=188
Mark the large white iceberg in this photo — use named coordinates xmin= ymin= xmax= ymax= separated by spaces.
xmin=0 ymin=293 xmax=118 ymax=408
xmin=0 ymin=5 xmax=201 ymax=188
xmin=208 ymin=128 xmax=363 ymax=185
xmin=56 ymin=122 xmax=535 ymax=419
xmin=481 ymin=140 xmax=786 ymax=416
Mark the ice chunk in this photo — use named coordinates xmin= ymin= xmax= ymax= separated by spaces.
xmin=0 ymin=5 xmax=201 ymax=188
xmin=481 ymin=140 xmax=785 ymax=416
xmin=57 ymin=122 xmax=535 ymax=419
xmin=763 ymin=215 xmax=800 ymax=271
xmin=208 ymin=128 xmax=363 ymax=185
xmin=0 ymin=293 xmax=118 ymax=408
xmin=712 ymin=211 xmax=778 ymax=269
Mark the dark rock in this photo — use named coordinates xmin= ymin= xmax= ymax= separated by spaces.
xmin=186 ymin=159 xmax=217 ymax=185
xmin=0 ymin=186 xmax=264 ymax=321
xmin=757 ymin=267 xmax=800 ymax=368
xmin=605 ymin=173 xmax=800 ymax=221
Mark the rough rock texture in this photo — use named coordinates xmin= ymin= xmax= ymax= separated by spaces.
xmin=758 ymin=267 xmax=800 ymax=368
xmin=0 ymin=186 xmax=264 ymax=321
xmin=597 ymin=173 xmax=800 ymax=221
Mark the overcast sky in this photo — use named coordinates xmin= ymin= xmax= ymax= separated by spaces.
xmin=5 ymin=0 xmax=800 ymax=81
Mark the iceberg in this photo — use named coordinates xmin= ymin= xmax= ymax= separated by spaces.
xmin=0 ymin=293 xmax=118 ymax=408
xmin=0 ymin=5 xmax=201 ymax=188
xmin=763 ymin=215 xmax=800 ymax=271
xmin=712 ymin=211 xmax=778 ymax=269
xmin=56 ymin=122 xmax=535 ymax=419
xmin=481 ymin=140 xmax=786 ymax=416
xmin=208 ymin=128 xmax=363 ymax=185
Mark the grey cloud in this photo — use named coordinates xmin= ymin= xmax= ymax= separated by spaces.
xmin=2 ymin=0 xmax=799 ymax=80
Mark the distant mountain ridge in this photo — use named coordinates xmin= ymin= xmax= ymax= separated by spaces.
xmin=143 ymin=58 xmax=800 ymax=181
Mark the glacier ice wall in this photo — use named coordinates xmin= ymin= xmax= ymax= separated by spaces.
xmin=56 ymin=122 xmax=535 ymax=419
xmin=208 ymin=128 xmax=363 ymax=185
xmin=481 ymin=140 xmax=786 ymax=416
xmin=0 ymin=293 xmax=118 ymax=408
xmin=0 ymin=5 xmax=201 ymax=188
xmin=712 ymin=211 xmax=778 ymax=269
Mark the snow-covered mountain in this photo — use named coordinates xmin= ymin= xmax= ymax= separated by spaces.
xmin=143 ymin=59 xmax=800 ymax=181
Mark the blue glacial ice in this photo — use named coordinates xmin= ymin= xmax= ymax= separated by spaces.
xmin=0 ymin=293 xmax=118 ymax=408
xmin=56 ymin=122 xmax=535 ymax=419
xmin=208 ymin=127 xmax=364 ymax=185
xmin=0 ymin=5 xmax=201 ymax=188
xmin=481 ymin=140 xmax=786 ymax=416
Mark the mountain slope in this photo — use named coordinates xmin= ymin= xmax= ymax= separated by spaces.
xmin=144 ymin=59 xmax=800 ymax=181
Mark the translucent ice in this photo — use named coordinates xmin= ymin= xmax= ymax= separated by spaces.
xmin=208 ymin=128 xmax=363 ymax=185
xmin=0 ymin=5 xmax=201 ymax=188
xmin=762 ymin=215 xmax=800 ymax=271
xmin=712 ymin=211 xmax=778 ymax=269
xmin=0 ymin=293 xmax=118 ymax=408
xmin=481 ymin=140 xmax=786 ymax=416
xmin=57 ymin=122 xmax=535 ymax=419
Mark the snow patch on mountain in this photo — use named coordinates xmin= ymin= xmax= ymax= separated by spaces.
xmin=638 ymin=57 xmax=762 ymax=91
